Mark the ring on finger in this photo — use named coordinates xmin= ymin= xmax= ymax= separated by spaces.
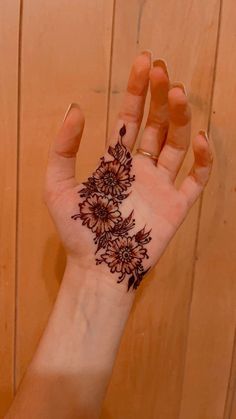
xmin=136 ymin=147 xmax=158 ymax=162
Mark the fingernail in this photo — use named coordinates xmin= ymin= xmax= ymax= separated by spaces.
xmin=199 ymin=129 xmax=209 ymax=142
xmin=141 ymin=49 xmax=153 ymax=61
xmin=62 ymin=102 xmax=80 ymax=123
xmin=153 ymin=58 xmax=169 ymax=77
xmin=170 ymin=81 xmax=187 ymax=96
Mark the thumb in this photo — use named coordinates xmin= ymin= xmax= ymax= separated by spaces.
xmin=45 ymin=103 xmax=85 ymax=197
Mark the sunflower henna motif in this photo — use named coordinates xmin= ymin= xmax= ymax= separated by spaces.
xmin=97 ymin=236 xmax=147 ymax=278
xmin=72 ymin=194 xmax=122 ymax=234
xmin=93 ymin=160 xmax=132 ymax=196
xmin=71 ymin=124 xmax=152 ymax=291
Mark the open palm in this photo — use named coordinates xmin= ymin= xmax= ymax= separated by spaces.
xmin=44 ymin=52 xmax=213 ymax=292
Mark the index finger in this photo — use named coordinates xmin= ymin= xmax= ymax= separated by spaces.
xmin=106 ymin=50 xmax=152 ymax=151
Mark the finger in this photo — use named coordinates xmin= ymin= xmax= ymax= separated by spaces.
xmin=45 ymin=103 xmax=85 ymax=196
xmin=157 ymin=83 xmax=191 ymax=180
xmin=137 ymin=59 xmax=169 ymax=165
xmin=106 ymin=50 xmax=152 ymax=151
xmin=179 ymin=130 xmax=213 ymax=207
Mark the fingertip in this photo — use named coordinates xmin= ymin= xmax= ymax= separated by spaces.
xmin=140 ymin=49 xmax=153 ymax=63
xmin=198 ymin=129 xmax=209 ymax=142
xmin=194 ymin=130 xmax=214 ymax=166
xmin=168 ymin=86 xmax=188 ymax=106
xmin=168 ymin=87 xmax=191 ymax=126
xmin=54 ymin=103 xmax=85 ymax=158
xmin=170 ymin=81 xmax=187 ymax=96
xmin=133 ymin=51 xmax=152 ymax=74
xmin=62 ymin=103 xmax=85 ymax=130
xmin=127 ymin=51 xmax=152 ymax=95
xmin=149 ymin=66 xmax=169 ymax=89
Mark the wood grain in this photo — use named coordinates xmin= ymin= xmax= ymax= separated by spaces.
xmin=0 ymin=1 xmax=20 ymax=416
xmin=180 ymin=0 xmax=236 ymax=417
xmin=223 ymin=327 xmax=236 ymax=418
xmin=102 ymin=0 xmax=221 ymax=418
xmin=230 ymin=369 xmax=236 ymax=419
xmin=1 ymin=1 xmax=235 ymax=418
xmin=15 ymin=0 xmax=115 ymax=387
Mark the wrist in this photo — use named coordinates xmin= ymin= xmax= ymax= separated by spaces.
xmin=31 ymin=255 xmax=135 ymax=378
xmin=22 ymin=256 xmax=135 ymax=419
xmin=63 ymin=255 xmax=136 ymax=307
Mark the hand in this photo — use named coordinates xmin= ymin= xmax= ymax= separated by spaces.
xmin=44 ymin=51 xmax=213 ymax=292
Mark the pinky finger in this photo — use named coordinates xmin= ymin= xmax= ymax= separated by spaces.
xmin=179 ymin=130 xmax=213 ymax=207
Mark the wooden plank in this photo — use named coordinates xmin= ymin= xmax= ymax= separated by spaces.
xmin=223 ymin=327 xmax=236 ymax=418
xmin=0 ymin=1 xmax=20 ymax=416
xmin=16 ymin=0 xmax=114 ymax=386
xmin=230 ymin=385 xmax=236 ymax=419
xmin=102 ymin=0 xmax=220 ymax=418
xmin=180 ymin=0 xmax=236 ymax=417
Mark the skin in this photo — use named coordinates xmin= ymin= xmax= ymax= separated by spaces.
xmin=5 ymin=51 xmax=213 ymax=419
xmin=44 ymin=50 xmax=213 ymax=291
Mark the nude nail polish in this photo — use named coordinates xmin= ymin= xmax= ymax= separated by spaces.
xmin=62 ymin=102 xmax=80 ymax=123
xmin=153 ymin=58 xmax=169 ymax=77
xmin=199 ymin=129 xmax=209 ymax=142
xmin=170 ymin=81 xmax=187 ymax=96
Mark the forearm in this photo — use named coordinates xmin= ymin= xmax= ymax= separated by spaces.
xmin=6 ymin=260 xmax=135 ymax=419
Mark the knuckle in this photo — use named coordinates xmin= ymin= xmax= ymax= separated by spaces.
xmin=118 ymin=107 xmax=143 ymax=124
xmin=146 ymin=116 xmax=169 ymax=131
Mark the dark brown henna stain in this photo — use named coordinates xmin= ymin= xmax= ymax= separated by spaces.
xmin=71 ymin=124 xmax=152 ymax=291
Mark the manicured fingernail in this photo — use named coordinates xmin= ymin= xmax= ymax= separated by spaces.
xmin=141 ymin=49 xmax=153 ymax=61
xmin=170 ymin=81 xmax=187 ymax=96
xmin=153 ymin=58 xmax=169 ymax=77
xmin=199 ymin=129 xmax=209 ymax=142
xmin=62 ymin=102 xmax=80 ymax=123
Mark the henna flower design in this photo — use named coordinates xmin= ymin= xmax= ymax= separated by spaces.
xmin=78 ymin=194 xmax=121 ymax=234
xmin=71 ymin=124 xmax=152 ymax=291
xmin=93 ymin=160 xmax=132 ymax=196
xmin=99 ymin=236 xmax=147 ymax=275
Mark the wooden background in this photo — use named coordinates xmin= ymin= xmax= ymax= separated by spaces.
xmin=0 ymin=0 xmax=236 ymax=418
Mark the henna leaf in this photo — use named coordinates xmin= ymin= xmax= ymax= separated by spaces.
xmin=107 ymin=142 xmax=125 ymax=161
xmin=119 ymin=124 xmax=126 ymax=137
xmin=96 ymin=233 xmax=109 ymax=252
xmin=124 ymin=155 xmax=132 ymax=166
xmin=127 ymin=275 xmax=135 ymax=291
xmin=135 ymin=226 xmax=152 ymax=245
xmin=115 ymin=142 xmax=125 ymax=160
xmin=115 ymin=192 xmax=130 ymax=201
xmin=121 ymin=210 xmax=134 ymax=228
xmin=79 ymin=177 xmax=98 ymax=197
xmin=107 ymin=145 xmax=117 ymax=159
xmin=112 ymin=210 xmax=135 ymax=236
xmin=133 ymin=266 xmax=151 ymax=290
xmin=142 ymin=266 xmax=151 ymax=276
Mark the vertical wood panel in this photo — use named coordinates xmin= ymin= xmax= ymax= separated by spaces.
xmin=180 ymin=0 xmax=236 ymax=417
xmin=0 ymin=1 xmax=20 ymax=416
xmin=230 ymin=379 xmax=236 ymax=419
xmin=102 ymin=1 xmax=220 ymax=418
xmin=0 ymin=1 xmax=232 ymax=418
xmin=16 ymin=0 xmax=114 ymax=386
xmin=224 ymin=328 xmax=236 ymax=418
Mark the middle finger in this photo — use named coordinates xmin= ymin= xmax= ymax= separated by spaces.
xmin=137 ymin=59 xmax=170 ymax=165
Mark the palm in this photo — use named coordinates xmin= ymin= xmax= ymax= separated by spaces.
xmin=132 ymin=155 xmax=187 ymax=238
xmin=48 ymin=137 xmax=190 ymax=290
xmin=45 ymin=52 xmax=212 ymax=292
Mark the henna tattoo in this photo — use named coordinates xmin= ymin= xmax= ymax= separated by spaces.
xmin=71 ymin=124 xmax=152 ymax=291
